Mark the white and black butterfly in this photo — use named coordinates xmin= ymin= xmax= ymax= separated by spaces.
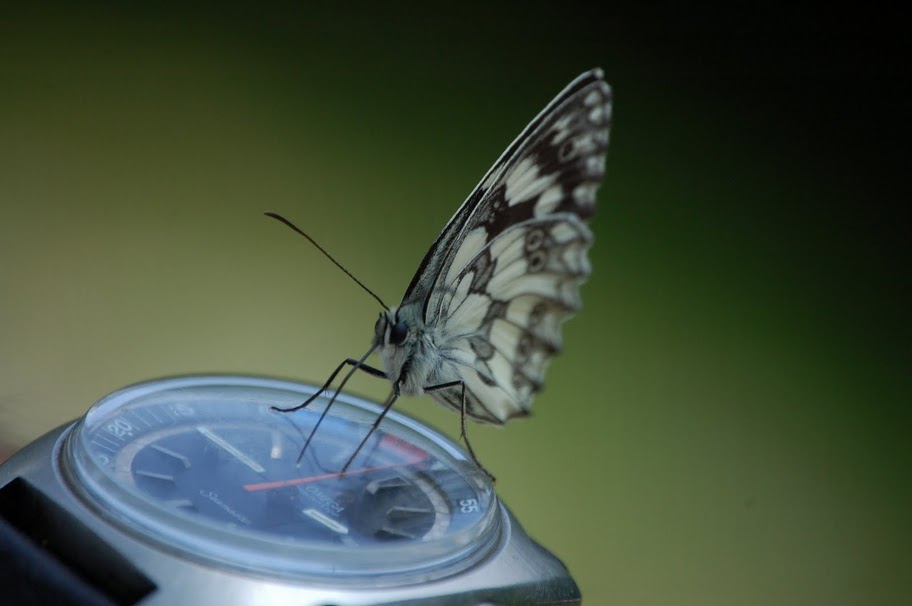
xmin=268 ymin=69 xmax=612 ymax=480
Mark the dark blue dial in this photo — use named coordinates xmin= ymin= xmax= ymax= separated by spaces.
xmin=66 ymin=376 xmax=499 ymax=579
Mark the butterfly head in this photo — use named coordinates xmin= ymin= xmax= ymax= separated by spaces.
xmin=373 ymin=304 xmax=434 ymax=397
xmin=374 ymin=307 xmax=410 ymax=348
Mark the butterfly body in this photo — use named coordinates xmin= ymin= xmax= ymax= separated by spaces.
xmin=374 ymin=304 xmax=441 ymax=398
xmin=271 ymin=69 xmax=611 ymax=478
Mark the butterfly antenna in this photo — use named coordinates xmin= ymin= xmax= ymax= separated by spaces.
xmin=265 ymin=212 xmax=389 ymax=310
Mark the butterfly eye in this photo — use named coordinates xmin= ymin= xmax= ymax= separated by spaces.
xmin=388 ymin=320 xmax=409 ymax=346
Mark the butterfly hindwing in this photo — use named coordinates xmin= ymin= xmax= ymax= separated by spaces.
xmin=414 ymin=69 xmax=612 ymax=422
xmin=431 ymin=215 xmax=594 ymax=422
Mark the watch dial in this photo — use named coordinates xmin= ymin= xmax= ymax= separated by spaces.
xmin=66 ymin=376 xmax=499 ymax=580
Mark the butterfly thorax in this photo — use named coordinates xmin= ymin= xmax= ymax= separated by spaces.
xmin=374 ymin=303 xmax=444 ymax=397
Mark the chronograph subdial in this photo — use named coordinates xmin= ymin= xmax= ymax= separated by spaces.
xmin=353 ymin=473 xmax=450 ymax=541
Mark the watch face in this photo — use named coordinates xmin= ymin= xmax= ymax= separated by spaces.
xmin=63 ymin=376 xmax=500 ymax=582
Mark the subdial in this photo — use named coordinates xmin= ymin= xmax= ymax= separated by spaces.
xmin=350 ymin=472 xmax=450 ymax=542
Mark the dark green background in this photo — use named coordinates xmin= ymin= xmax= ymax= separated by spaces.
xmin=1 ymin=4 xmax=907 ymax=604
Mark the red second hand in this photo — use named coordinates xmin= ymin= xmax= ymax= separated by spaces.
xmin=243 ymin=457 xmax=424 ymax=492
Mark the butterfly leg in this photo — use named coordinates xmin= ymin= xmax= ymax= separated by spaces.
xmin=339 ymin=388 xmax=400 ymax=475
xmin=271 ymin=356 xmax=385 ymax=414
xmin=273 ymin=346 xmax=386 ymax=465
xmin=425 ymin=381 xmax=496 ymax=483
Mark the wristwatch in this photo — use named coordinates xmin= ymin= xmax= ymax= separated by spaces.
xmin=0 ymin=375 xmax=581 ymax=605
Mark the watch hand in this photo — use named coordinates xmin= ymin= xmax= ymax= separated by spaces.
xmin=243 ymin=457 xmax=425 ymax=492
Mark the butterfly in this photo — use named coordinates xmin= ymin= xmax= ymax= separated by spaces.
xmin=267 ymin=68 xmax=612 ymax=481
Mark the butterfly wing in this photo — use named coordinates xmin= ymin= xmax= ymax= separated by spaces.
xmin=405 ymin=69 xmax=612 ymax=423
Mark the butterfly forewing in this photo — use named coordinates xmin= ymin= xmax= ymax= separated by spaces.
xmin=406 ymin=69 xmax=612 ymax=423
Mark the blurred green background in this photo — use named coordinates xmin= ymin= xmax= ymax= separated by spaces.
xmin=1 ymin=4 xmax=907 ymax=604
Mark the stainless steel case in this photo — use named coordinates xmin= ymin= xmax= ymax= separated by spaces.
xmin=0 ymin=376 xmax=581 ymax=605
